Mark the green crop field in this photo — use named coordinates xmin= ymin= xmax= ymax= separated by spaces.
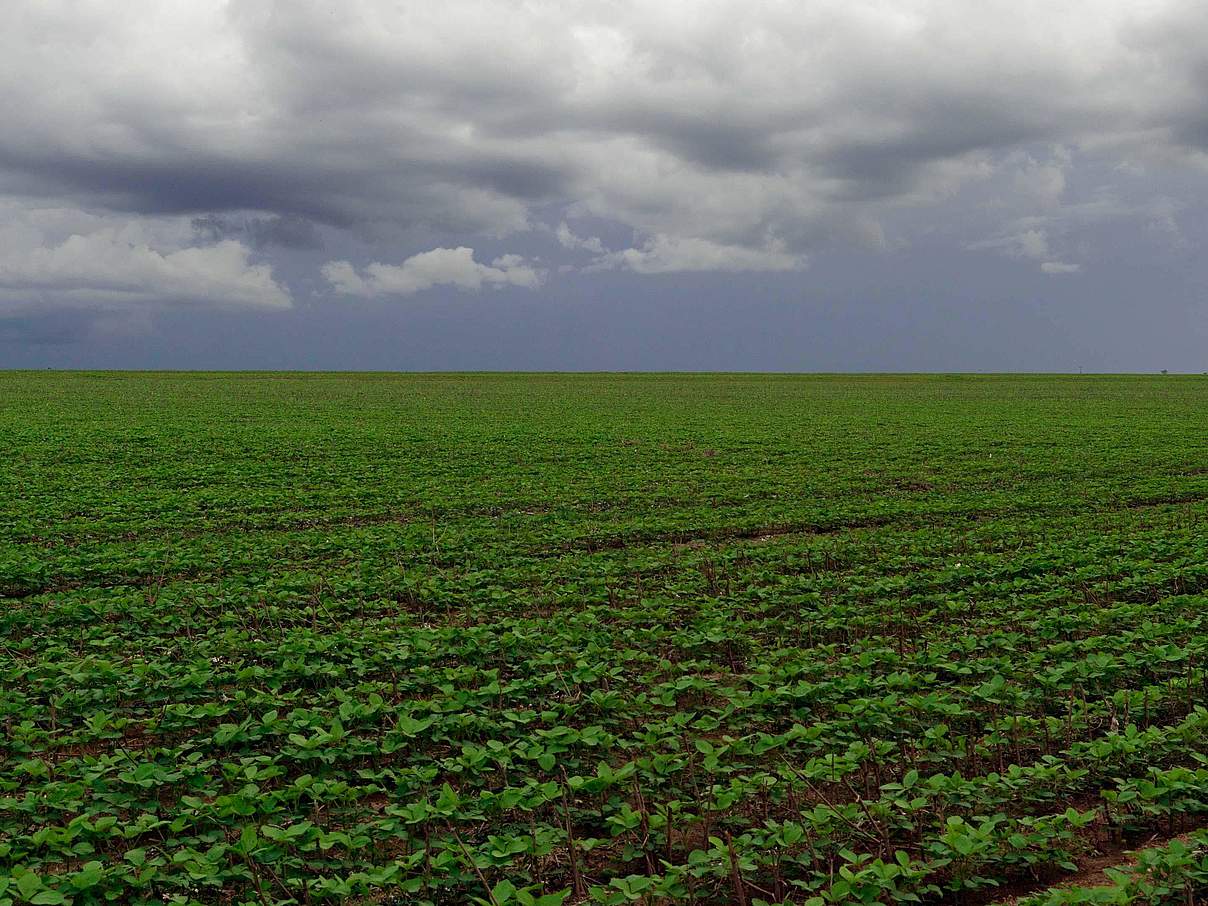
xmin=3 ymin=372 xmax=1208 ymax=906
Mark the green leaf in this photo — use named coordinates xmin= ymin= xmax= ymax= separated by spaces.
xmin=239 ymin=823 xmax=259 ymax=852
xmin=16 ymin=874 xmax=43 ymax=900
xmin=70 ymin=862 xmax=104 ymax=890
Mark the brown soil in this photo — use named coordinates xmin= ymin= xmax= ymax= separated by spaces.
xmin=986 ymin=824 xmax=1207 ymax=905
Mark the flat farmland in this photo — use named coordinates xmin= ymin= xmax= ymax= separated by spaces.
xmin=2 ymin=372 xmax=1208 ymax=905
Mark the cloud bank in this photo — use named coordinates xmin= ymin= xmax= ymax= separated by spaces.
xmin=2 ymin=0 xmax=1208 ymax=319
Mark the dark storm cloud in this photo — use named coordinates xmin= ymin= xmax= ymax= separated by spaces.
xmin=0 ymin=142 xmax=573 ymax=234
xmin=192 ymin=213 xmax=324 ymax=251
xmin=0 ymin=148 xmax=341 ymax=222
xmin=0 ymin=310 xmax=89 ymax=346
xmin=6 ymin=1 xmax=1208 ymax=246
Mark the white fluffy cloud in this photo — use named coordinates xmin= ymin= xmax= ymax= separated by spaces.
xmin=322 ymin=247 xmax=543 ymax=297
xmin=965 ymin=225 xmax=1085 ymax=275
xmin=555 ymin=222 xmax=607 ymax=256
xmin=967 ymin=229 xmax=1052 ymax=261
xmin=1040 ymin=261 xmax=1081 ymax=274
xmin=0 ymin=204 xmax=291 ymax=310
xmin=590 ymin=235 xmax=805 ymax=274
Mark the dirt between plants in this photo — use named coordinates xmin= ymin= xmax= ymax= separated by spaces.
xmin=984 ymin=823 xmax=1207 ymax=905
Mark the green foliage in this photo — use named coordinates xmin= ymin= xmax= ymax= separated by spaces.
xmin=3 ymin=372 xmax=1208 ymax=903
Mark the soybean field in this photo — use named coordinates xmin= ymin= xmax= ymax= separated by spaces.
xmin=3 ymin=372 xmax=1208 ymax=905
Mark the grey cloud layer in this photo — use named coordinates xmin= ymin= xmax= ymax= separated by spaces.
xmin=2 ymin=0 xmax=1208 ymax=317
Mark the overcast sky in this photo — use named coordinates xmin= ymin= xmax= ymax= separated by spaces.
xmin=2 ymin=1 xmax=1207 ymax=371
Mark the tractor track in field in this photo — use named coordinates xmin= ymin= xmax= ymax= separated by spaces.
xmin=984 ymin=821 xmax=1208 ymax=905
xmin=5 ymin=492 xmax=1208 ymax=602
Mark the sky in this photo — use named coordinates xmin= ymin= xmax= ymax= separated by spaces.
xmin=2 ymin=1 xmax=1207 ymax=372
